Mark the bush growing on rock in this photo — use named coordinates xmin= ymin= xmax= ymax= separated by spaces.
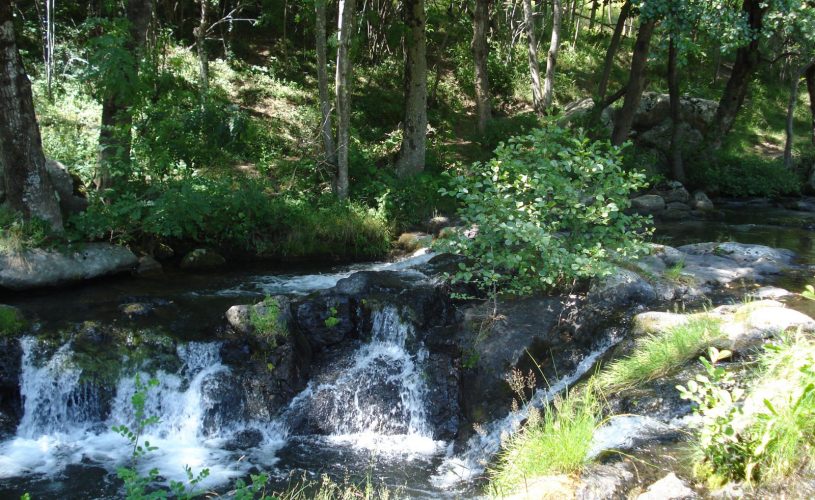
xmin=437 ymin=125 xmax=651 ymax=297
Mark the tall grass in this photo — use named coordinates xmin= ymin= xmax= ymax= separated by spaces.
xmin=598 ymin=315 xmax=723 ymax=391
xmin=488 ymin=388 xmax=600 ymax=496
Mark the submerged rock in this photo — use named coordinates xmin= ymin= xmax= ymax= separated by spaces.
xmin=134 ymin=255 xmax=163 ymax=277
xmin=0 ymin=243 xmax=138 ymax=290
xmin=180 ymin=248 xmax=226 ymax=270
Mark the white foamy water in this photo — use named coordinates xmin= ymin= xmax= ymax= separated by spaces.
xmin=284 ymin=305 xmax=446 ymax=458
xmin=212 ymin=248 xmax=435 ymax=297
xmin=431 ymin=338 xmax=620 ymax=487
xmin=0 ymin=339 xmax=285 ymax=488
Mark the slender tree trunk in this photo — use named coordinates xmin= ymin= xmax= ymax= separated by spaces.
xmin=395 ymin=0 xmax=428 ymax=177
xmin=784 ymin=60 xmax=815 ymax=169
xmin=429 ymin=27 xmax=450 ymax=105
xmin=667 ymin=37 xmax=684 ymax=182
xmin=522 ymin=0 xmax=544 ymax=114
xmin=195 ymin=0 xmax=209 ymax=95
xmin=596 ymin=0 xmax=630 ymax=103
xmin=611 ymin=17 xmax=656 ymax=146
xmin=711 ymin=44 xmax=721 ymax=84
xmin=806 ymin=63 xmax=815 ymax=146
xmin=589 ymin=0 xmax=598 ymax=30
xmin=472 ymin=0 xmax=491 ymax=134
xmin=709 ymin=0 xmax=767 ymax=147
xmin=0 ymin=3 xmax=63 ymax=230
xmin=316 ymin=0 xmax=336 ymax=171
xmin=335 ymin=0 xmax=356 ymax=199
xmin=542 ymin=0 xmax=562 ymax=111
xmin=96 ymin=0 xmax=153 ymax=191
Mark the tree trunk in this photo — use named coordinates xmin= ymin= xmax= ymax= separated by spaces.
xmin=611 ymin=17 xmax=656 ymax=146
xmin=589 ymin=0 xmax=598 ymax=30
xmin=335 ymin=0 xmax=356 ymax=199
xmin=709 ymin=0 xmax=767 ymax=147
xmin=0 ymin=3 xmax=63 ymax=230
xmin=96 ymin=0 xmax=153 ymax=191
xmin=806 ymin=63 xmax=815 ymax=146
xmin=784 ymin=60 xmax=815 ymax=170
xmin=395 ymin=0 xmax=428 ymax=177
xmin=542 ymin=0 xmax=561 ymax=110
xmin=596 ymin=0 xmax=629 ymax=103
xmin=522 ymin=0 xmax=544 ymax=114
xmin=667 ymin=37 xmax=684 ymax=182
xmin=195 ymin=0 xmax=209 ymax=95
xmin=316 ymin=0 xmax=336 ymax=171
xmin=472 ymin=0 xmax=491 ymax=134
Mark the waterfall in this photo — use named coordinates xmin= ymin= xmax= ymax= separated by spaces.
xmin=284 ymin=306 xmax=443 ymax=456
xmin=0 ymin=338 xmax=284 ymax=486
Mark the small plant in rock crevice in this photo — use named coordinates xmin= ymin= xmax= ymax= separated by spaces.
xmin=249 ymin=296 xmax=288 ymax=347
xmin=324 ymin=307 xmax=340 ymax=328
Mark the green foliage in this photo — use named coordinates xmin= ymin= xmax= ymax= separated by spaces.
xmin=488 ymin=386 xmax=600 ymax=494
xmin=687 ymin=153 xmax=801 ymax=198
xmin=324 ymin=307 xmax=340 ymax=328
xmin=0 ymin=207 xmax=57 ymax=252
xmin=0 ymin=306 xmax=26 ymax=337
xmin=437 ymin=125 xmax=651 ymax=297
xmin=599 ymin=315 xmax=723 ymax=391
xmin=803 ymin=285 xmax=815 ymax=301
xmin=69 ymin=178 xmax=391 ymax=261
xmin=250 ymin=296 xmax=288 ymax=345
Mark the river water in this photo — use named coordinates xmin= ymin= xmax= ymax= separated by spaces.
xmin=0 ymin=206 xmax=813 ymax=499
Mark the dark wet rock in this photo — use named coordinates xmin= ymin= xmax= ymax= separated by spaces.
xmin=224 ymin=428 xmax=264 ymax=451
xmin=0 ymin=243 xmax=138 ymax=290
xmin=119 ymin=302 xmax=154 ymax=319
xmin=427 ymin=216 xmax=452 ymax=236
xmin=659 ymin=182 xmax=691 ymax=204
xmin=294 ymin=295 xmax=354 ymax=351
xmin=576 ymin=462 xmax=636 ymax=500
xmin=200 ymin=370 xmax=246 ymax=435
xmin=691 ymin=191 xmax=714 ymax=211
xmin=424 ymin=351 xmax=460 ymax=441
xmin=632 ymin=194 xmax=666 ymax=215
xmin=180 ymin=248 xmax=226 ymax=270
xmin=0 ymin=338 xmax=22 ymax=438
xmin=134 ymin=255 xmax=162 ymax=277
xmin=589 ymin=268 xmax=657 ymax=311
xmin=637 ymin=473 xmax=697 ymax=500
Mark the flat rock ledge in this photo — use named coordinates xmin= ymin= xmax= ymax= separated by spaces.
xmin=0 ymin=243 xmax=138 ymax=290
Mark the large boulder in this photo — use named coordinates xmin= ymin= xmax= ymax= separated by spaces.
xmin=45 ymin=159 xmax=88 ymax=218
xmin=0 ymin=243 xmax=138 ymax=290
xmin=631 ymin=194 xmax=666 ymax=215
xmin=180 ymin=248 xmax=226 ymax=270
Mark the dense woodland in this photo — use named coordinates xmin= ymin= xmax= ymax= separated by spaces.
xmin=0 ymin=0 xmax=813 ymax=261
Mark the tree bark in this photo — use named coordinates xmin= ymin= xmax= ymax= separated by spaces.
xmin=96 ymin=0 xmax=153 ymax=191
xmin=542 ymin=0 xmax=561 ymax=110
xmin=589 ymin=0 xmax=598 ymax=30
xmin=806 ymin=63 xmax=815 ymax=146
xmin=335 ymin=0 xmax=356 ymax=199
xmin=784 ymin=60 xmax=815 ymax=170
xmin=596 ymin=0 xmax=630 ymax=103
xmin=0 ymin=4 xmax=63 ymax=230
xmin=472 ymin=0 xmax=491 ymax=134
xmin=195 ymin=0 xmax=209 ymax=95
xmin=316 ymin=0 xmax=336 ymax=171
xmin=708 ymin=0 xmax=767 ymax=147
xmin=611 ymin=17 xmax=656 ymax=146
xmin=395 ymin=0 xmax=428 ymax=177
xmin=522 ymin=0 xmax=544 ymax=114
xmin=667 ymin=37 xmax=684 ymax=182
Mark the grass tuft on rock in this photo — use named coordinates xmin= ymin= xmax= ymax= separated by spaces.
xmin=0 ymin=305 xmax=26 ymax=337
xmin=488 ymin=388 xmax=600 ymax=496
xmin=598 ymin=315 xmax=723 ymax=391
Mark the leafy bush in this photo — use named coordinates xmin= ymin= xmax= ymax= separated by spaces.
xmin=687 ymin=154 xmax=801 ymax=198
xmin=70 ymin=177 xmax=391 ymax=260
xmin=437 ymin=125 xmax=651 ymax=297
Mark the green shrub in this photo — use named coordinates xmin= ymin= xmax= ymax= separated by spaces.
xmin=0 ymin=305 xmax=26 ymax=337
xmin=687 ymin=154 xmax=801 ymax=198
xmin=599 ymin=315 xmax=723 ymax=391
xmin=437 ymin=124 xmax=651 ymax=297
xmin=488 ymin=388 xmax=600 ymax=494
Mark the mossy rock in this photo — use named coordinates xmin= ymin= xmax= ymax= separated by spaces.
xmin=0 ymin=305 xmax=26 ymax=337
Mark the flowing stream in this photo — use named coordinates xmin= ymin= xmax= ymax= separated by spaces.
xmin=1 ymin=207 xmax=814 ymax=498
